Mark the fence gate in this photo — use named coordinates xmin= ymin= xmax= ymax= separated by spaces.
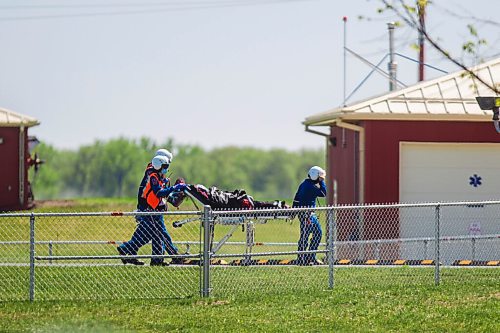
xmin=206 ymin=207 xmax=334 ymax=297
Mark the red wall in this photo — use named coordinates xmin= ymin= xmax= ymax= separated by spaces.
xmin=328 ymin=126 xmax=358 ymax=205
xmin=364 ymin=120 xmax=500 ymax=204
xmin=329 ymin=120 xmax=500 ymax=256
xmin=0 ymin=127 xmax=20 ymax=210
xmin=329 ymin=120 xmax=500 ymax=206
xmin=0 ymin=127 xmax=30 ymax=211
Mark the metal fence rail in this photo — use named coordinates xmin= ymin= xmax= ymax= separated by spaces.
xmin=0 ymin=210 xmax=202 ymax=301
xmin=0 ymin=201 xmax=499 ymax=301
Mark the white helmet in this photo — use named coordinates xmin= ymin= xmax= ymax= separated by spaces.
xmin=151 ymin=155 xmax=170 ymax=170
xmin=308 ymin=166 xmax=326 ymax=181
xmin=155 ymin=148 xmax=173 ymax=163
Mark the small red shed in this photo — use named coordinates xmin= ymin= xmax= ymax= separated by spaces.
xmin=0 ymin=108 xmax=40 ymax=211
xmin=304 ymin=57 xmax=500 ymax=256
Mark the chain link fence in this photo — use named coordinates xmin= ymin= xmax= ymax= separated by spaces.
xmin=0 ymin=211 xmax=202 ymax=301
xmin=1 ymin=201 xmax=498 ymax=301
xmin=207 ymin=207 xmax=333 ymax=297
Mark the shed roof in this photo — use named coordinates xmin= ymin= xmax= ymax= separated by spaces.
xmin=0 ymin=107 xmax=40 ymax=127
xmin=305 ymin=57 xmax=500 ymax=126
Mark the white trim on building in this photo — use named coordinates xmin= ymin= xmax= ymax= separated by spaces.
xmin=0 ymin=108 xmax=40 ymax=127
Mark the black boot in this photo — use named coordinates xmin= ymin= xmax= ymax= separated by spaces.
xmin=309 ymin=258 xmax=324 ymax=266
xmin=117 ymin=247 xmax=144 ymax=265
xmin=128 ymin=259 xmax=145 ymax=266
xmin=117 ymin=246 xmax=128 ymax=264
xmin=296 ymin=254 xmax=308 ymax=266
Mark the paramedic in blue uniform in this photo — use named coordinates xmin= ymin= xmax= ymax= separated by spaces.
xmin=136 ymin=148 xmax=177 ymax=260
xmin=293 ymin=166 xmax=327 ymax=265
xmin=118 ymin=153 xmax=186 ymax=266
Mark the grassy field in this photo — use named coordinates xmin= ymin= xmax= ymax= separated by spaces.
xmin=0 ymin=267 xmax=498 ymax=332
xmin=1 ymin=199 xmax=499 ymax=332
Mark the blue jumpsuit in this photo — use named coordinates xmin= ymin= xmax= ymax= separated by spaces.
xmin=293 ymin=178 xmax=327 ymax=265
xmin=119 ymin=166 xmax=179 ymax=264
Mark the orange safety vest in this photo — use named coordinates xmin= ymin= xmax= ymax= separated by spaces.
xmin=141 ymin=172 xmax=164 ymax=209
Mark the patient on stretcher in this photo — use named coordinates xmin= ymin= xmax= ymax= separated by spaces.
xmin=167 ymin=179 xmax=289 ymax=210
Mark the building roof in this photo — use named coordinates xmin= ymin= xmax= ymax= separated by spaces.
xmin=0 ymin=107 xmax=40 ymax=127
xmin=305 ymin=57 xmax=500 ymax=126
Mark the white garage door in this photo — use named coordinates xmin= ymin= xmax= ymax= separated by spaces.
xmin=399 ymin=142 xmax=500 ymax=263
xmin=400 ymin=142 xmax=500 ymax=203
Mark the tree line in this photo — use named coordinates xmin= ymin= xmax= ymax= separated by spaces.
xmin=31 ymin=137 xmax=325 ymax=201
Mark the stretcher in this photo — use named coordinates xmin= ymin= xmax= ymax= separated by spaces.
xmin=169 ymin=184 xmax=293 ymax=264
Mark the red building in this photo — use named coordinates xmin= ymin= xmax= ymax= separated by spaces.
xmin=0 ymin=108 xmax=40 ymax=211
xmin=303 ymin=57 xmax=500 ymax=257
xmin=305 ymin=57 xmax=500 ymax=206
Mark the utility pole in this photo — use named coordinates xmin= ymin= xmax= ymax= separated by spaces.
xmin=418 ymin=1 xmax=426 ymax=81
xmin=343 ymin=16 xmax=348 ymax=106
xmin=387 ymin=22 xmax=397 ymax=91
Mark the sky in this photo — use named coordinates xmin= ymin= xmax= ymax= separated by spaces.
xmin=1 ymin=0 xmax=499 ymax=151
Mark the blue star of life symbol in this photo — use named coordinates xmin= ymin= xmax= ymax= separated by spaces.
xmin=469 ymin=174 xmax=482 ymax=187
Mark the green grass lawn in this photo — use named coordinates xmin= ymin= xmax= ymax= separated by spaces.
xmin=0 ymin=267 xmax=498 ymax=332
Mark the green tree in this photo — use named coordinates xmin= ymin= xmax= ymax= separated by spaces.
xmin=32 ymin=137 xmax=325 ymax=202
xmin=30 ymin=143 xmax=76 ymax=199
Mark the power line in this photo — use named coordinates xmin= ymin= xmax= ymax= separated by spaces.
xmin=0 ymin=0 xmax=301 ymax=9
xmin=432 ymin=2 xmax=500 ymax=28
xmin=0 ymin=0 xmax=316 ymax=21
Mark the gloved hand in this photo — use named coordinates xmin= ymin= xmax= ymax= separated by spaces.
xmin=163 ymin=178 xmax=171 ymax=187
xmin=173 ymin=183 xmax=187 ymax=192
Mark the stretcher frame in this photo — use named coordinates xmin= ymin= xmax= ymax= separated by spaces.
xmin=172 ymin=189 xmax=293 ymax=264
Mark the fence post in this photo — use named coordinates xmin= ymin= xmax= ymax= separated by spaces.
xmin=202 ymin=205 xmax=212 ymax=297
xmin=434 ymin=204 xmax=440 ymax=286
xmin=424 ymin=239 xmax=428 ymax=259
xmin=358 ymin=207 xmax=365 ymax=260
xmin=327 ymin=207 xmax=335 ymax=289
xmin=29 ymin=213 xmax=35 ymax=302
xmin=471 ymin=237 xmax=476 ymax=261
xmin=49 ymin=241 xmax=53 ymax=265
